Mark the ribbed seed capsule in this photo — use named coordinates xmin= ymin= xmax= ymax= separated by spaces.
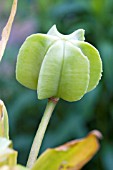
xmin=16 ymin=25 xmax=102 ymax=102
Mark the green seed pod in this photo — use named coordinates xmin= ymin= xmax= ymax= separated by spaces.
xmin=16 ymin=25 xmax=102 ymax=102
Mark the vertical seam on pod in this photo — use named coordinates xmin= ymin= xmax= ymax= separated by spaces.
xmin=37 ymin=39 xmax=58 ymax=89
xmin=56 ymin=40 xmax=65 ymax=97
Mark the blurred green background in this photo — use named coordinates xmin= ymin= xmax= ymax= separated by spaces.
xmin=0 ymin=0 xmax=113 ymax=169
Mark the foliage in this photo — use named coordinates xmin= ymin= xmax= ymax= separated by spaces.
xmin=0 ymin=99 xmax=101 ymax=169
xmin=0 ymin=1 xmax=102 ymax=169
xmin=0 ymin=0 xmax=113 ymax=169
xmin=32 ymin=131 xmax=101 ymax=170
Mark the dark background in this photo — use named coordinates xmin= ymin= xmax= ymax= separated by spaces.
xmin=0 ymin=0 xmax=113 ymax=169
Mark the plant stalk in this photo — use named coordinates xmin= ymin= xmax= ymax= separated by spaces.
xmin=27 ymin=97 xmax=59 ymax=168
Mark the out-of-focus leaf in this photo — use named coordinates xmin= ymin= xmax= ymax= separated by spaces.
xmin=0 ymin=100 xmax=9 ymax=139
xmin=101 ymin=144 xmax=113 ymax=170
xmin=32 ymin=130 xmax=102 ymax=170
xmin=0 ymin=137 xmax=17 ymax=167
xmin=0 ymin=0 xmax=18 ymax=61
xmin=91 ymin=0 xmax=106 ymax=15
xmin=0 ymin=165 xmax=29 ymax=170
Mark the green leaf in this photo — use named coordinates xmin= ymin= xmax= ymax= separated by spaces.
xmin=16 ymin=34 xmax=58 ymax=90
xmin=0 ymin=138 xmax=17 ymax=167
xmin=16 ymin=165 xmax=29 ymax=170
xmin=32 ymin=130 xmax=102 ymax=170
xmin=71 ymin=41 xmax=102 ymax=92
xmin=0 ymin=100 xmax=9 ymax=139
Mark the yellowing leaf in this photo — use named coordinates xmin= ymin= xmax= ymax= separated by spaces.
xmin=0 ymin=100 xmax=9 ymax=139
xmin=0 ymin=165 xmax=29 ymax=170
xmin=0 ymin=0 xmax=18 ymax=61
xmin=32 ymin=130 xmax=102 ymax=170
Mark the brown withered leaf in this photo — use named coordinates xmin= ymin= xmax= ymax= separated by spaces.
xmin=32 ymin=130 xmax=102 ymax=170
xmin=0 ymin=0 xmax=18 ymax=61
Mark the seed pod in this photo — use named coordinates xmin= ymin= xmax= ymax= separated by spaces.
xmin=16 ymin=25 xmax=102 ymax=102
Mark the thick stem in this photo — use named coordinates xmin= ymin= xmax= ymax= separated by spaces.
xmin=27 ymin=98 xmax=59 ymax=168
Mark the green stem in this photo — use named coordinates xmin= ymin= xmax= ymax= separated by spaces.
xmin=27 ymin=98 xmax=59 ymax=168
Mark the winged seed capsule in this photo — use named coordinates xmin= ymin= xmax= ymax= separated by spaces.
xmin=16 ymin=25 xmax=102 ymax=102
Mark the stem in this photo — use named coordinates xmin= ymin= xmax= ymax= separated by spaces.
xmin=27 ymin=98 xmax=59 ymax=168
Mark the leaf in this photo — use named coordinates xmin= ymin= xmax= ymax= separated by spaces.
xmin=0 ymin=100 xmax=9 ymax=139
xmin=0 ymin=138 xmax=17 ymax=167
xmin=32 ymin=130 xmax=102 ymax=170
xmin=0 ymin=0 xmax=18 ymax=61
xmin=0 ymin=138 xmax=11 ymax=150
xmin=0 ymin=165 xmax=29 ymax=170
